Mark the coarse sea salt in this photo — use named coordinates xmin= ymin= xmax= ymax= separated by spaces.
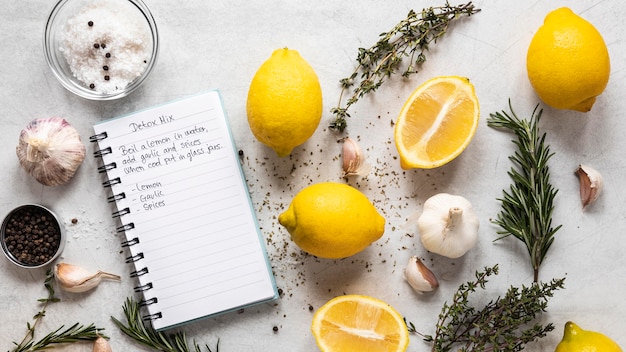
xmin=59 ymin=0 xmax=152 ymax=94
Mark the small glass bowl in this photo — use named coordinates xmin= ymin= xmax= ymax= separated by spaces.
xmin=1 ymin=204 xmax=66 ymax=269
xmin=43 ymin=0 xmax=159 ymax=100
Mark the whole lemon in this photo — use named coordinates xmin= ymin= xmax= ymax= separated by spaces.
xmin=555 ymin=321 xmax=622 ymax=352
xmin=527 ymin=7 xmax=610 ymax=112
xmin=278 ymin=182 xmax=385 ymax=259
xmin=247 ymin=48 xmax=323 ymax=157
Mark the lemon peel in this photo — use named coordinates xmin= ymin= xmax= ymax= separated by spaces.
xmin=278 ymin=182 xmax=385 ymax=259
xmin=527 ymin=7 xmax=610 ymax=112
xmin=246 ymin=48 xmax=323 ymax=157
xmin=555 ymin=321 xmax=622 ymax=352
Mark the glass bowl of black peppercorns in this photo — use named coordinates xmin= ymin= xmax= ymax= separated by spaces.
xmin=43 ymin=0 xmax=159 ymax=100
xmin=1 ymin=204 xmax=65 ymax=269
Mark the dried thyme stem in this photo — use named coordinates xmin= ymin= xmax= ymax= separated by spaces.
xmin=487 ymin=102 xmax=562 ymax=283
xmin=330 ymin=1 xmax=480 ymax=132
xmin=417 ymin=264 xmax=565 ymax=351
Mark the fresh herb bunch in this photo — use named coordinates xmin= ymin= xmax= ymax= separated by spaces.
xmin=487 ymin=103 xmax=562 ymax=283
xmin=418 ymin=264 xmax=565 ymax=352
xmin=10 ymin=269 xmax=105 ymax=352
xmin=329 ymin=1 xmax=480 ymax=132
xmin=112 ymin=298 xmax=219 ymax=352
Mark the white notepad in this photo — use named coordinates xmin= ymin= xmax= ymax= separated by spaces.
xmin=91 ymin=90 xmax=277 ymax=331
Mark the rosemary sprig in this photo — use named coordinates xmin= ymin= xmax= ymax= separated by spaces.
xmin=10 ymin=269 xmax=105 ymax=352
xmin=487 ymin=103 xmax=562 ymax=283
xmin=112 ymin=297 xmax=219 ymax=352
xmin=330 ymin=1 xmax=481 ymax=132
xmin=417 ymin=264 xmax=565 ymax=352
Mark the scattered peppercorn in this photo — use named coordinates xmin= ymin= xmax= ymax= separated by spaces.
xmin=105 ymin=52 xmax=111 ymax=58
xmin=89 ymin=83 xmax=95 ymax=89
xmin=101 ymin=43 xmax=106 ymax=49
xmin=88 ymin=21 xmax=94 ymax=27
xmin=272 ymin=326 xmax=279 ymax=332
xmin=71 ymin=218 xmax=78 ymax=224
xmin=104 ymin=75 xmax=110 ymax=81
xmin=94 ymin=43 xmax=100 ymax=49
xmin=103 ymin=65 xmax=109 ymax=71
xmin=2 ymin=206 xmax=62 ymax=266
xmin=308 ymin=304 xmax=314 ymax=312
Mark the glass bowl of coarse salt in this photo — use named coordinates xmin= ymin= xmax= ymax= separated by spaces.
xmin=44 ymin=0 xmax=159 ymax=100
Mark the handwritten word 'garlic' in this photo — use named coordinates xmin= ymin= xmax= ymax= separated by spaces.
xmin=93 ymin=336 xmax=112 ymax=352
xmin=417 ymin=193 xmax=479 ymax=258
xmin=575 ymin=164 xmax=603 ymax=210
xmin=54 ymin=262 xmax=121 ymax=293
xmin=16 ymin=117 xmax=86 ymax=186
xmin=403 ymin=256 xmax=439 ymax=293
xmin=342 ymin=137 xmax=371 ymax=178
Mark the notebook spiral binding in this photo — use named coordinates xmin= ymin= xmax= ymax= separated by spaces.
xmin=90 ymin=131 xmax=161 ymax=323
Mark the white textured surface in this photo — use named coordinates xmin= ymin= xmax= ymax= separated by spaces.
xmin=1 ymin=1 xmax=625 ymax=350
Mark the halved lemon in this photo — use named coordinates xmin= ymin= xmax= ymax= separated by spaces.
xmin=394 ymin=76 xmax=479 ymax=169
xmin=311 ymin=294 xmax=409 ymax=352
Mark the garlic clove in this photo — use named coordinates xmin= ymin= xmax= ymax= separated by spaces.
xmin=403 ymin=256 xmax=439 ymax=293
xmin=575 ymin=164 xmax=603 ymax=210
xmin=93 ymin=336 xmax=112 ymax=352
xmin=341 ymin=137 xmax=371 ymax=178
xmin=417 ymin=193 xmax=479 ymax=258
xmin=16 ymin=117 xmax=86 ymax=186
xmin=54 ymin=262 xmax=121 ymax=293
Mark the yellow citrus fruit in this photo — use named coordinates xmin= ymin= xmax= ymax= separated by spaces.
xmin=311 ymin=294 xmax=409 ymax=352
xmin=555 ymin=321 xmax=622 ymax=352
xmin=278 ymin=182 xmax=385 ymax=259
xmin=246 ymin=48 xmax=323 ymax=157
xmin=393 ymin=76 xmax=479 ymax=169
xmin=527 ymin=7 xmax=610 ymax=112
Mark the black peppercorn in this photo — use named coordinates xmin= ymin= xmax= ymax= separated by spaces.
xmin=101 ymin=43 xmax=106 ymax=49
xmin=89 ymin=83 xmax=95 ymax=89
xmin=105 ymin=52 xmax=111 ymax=58
xmin=88 ymin=21 xmax=94 ymax=27
xmin=103 ymin=65 xmax=109 ymax=71
xmin=104 ymin=75 xmax=110 ymax=81
xmin=2 ymin=206 xmax=62 ymax=266
xmin=94 ymin=43 xmax=100 ymax=49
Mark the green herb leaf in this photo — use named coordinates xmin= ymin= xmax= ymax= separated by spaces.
xmin=112 ymin=297 xmax=219 ymax=352
xmin=330 ymin=1 xmax=480 ymax=132
xmin=411 ymin=264 xmax=565 ymax=351
xmin=487 ymin=102 xmax=562 ymax=282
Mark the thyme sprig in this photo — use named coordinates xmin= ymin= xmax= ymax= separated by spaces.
xmin=10 ymin=269 xmax=105 ymax=352
xmin=330 ymin=1 xmax=480 ymax=132
xmin=112 ymin=297 xmax=219 ymax=352
xmin=487 ymin=103 xmax=562 ymax=283
xmin=416 ymin=264 xmax=565 ymax=352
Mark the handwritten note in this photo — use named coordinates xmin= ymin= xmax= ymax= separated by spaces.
xmin=92 ymin=91 xmax=277 ymax=331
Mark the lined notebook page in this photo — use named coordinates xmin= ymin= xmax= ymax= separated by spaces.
xmin=93 ymin=91 xmax=277 ymax=331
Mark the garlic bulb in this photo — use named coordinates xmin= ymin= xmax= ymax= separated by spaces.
xmin=575 ymin=164 xmax=603 ymax=210
xmin=16 ymin=117 xmax=86 ymax=186
xmin=93 ymin=336 xmax=112 ymax=352
xmin=54 ymin=262 xmax=121 ymax=293
xmin=403 ymin=256 xmax=439 ymax=293
xmin=342 ymin=137 xmax=371 ymax=178
xmin=417 ymin=193 xmax=479 ymax=258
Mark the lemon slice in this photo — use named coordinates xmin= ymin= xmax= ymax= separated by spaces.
xmin=311 ymin=294 xmax=409 ymax=352
xmin=394 ymin=76 xmax=479 ymax=169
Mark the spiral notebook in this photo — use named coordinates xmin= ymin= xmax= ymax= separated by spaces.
xmin=90 ymin=90 xmax=277 ymax=331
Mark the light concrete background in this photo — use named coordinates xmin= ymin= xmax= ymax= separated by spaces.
xmin=0 ymin=0 xmax=624 ymax=350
